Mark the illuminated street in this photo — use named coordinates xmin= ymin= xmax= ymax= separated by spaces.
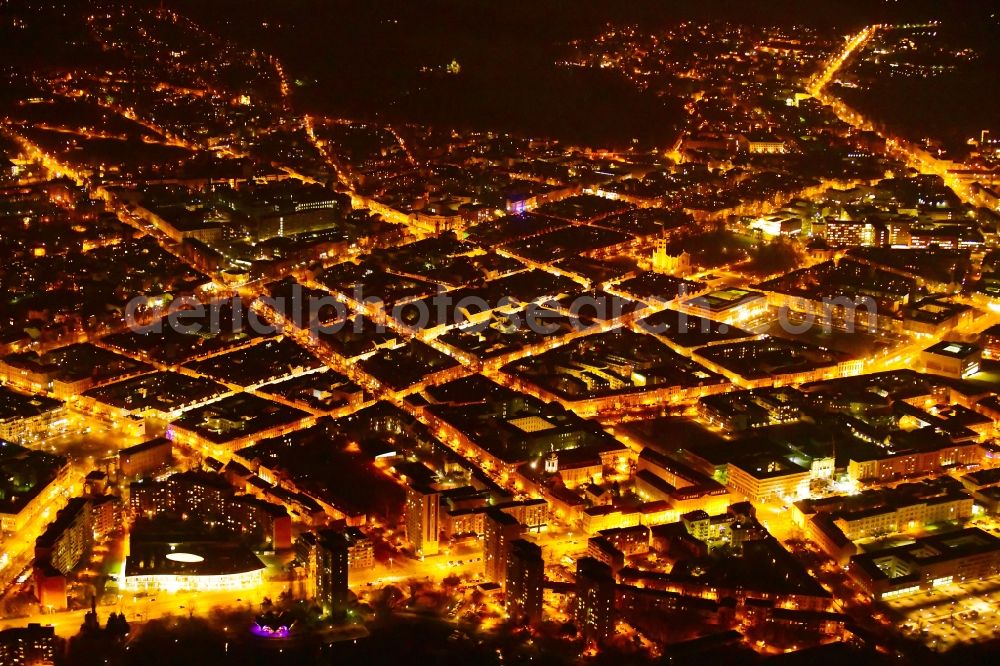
xmin=2 ymin=2 xmax=1000 ymax=665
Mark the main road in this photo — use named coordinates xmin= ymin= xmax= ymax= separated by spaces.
xmin=810 ymin=24 xmax=995 ymax=210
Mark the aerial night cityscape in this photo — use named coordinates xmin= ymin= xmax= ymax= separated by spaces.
xmin=2 ymin=1 xmax=1000 ymax=665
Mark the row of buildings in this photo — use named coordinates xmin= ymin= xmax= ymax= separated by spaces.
xmin=795 ymin=478 xmax=975 ymax=564
xmin=403 ymin=480 xmax=548 ymax=557
xmin=33 ymin=476 xmax=121 ymax=610
xmin=128 ymin=470 xmax=292 ymax=550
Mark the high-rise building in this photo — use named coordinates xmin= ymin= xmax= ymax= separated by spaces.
xmin=34 ymin=498 xmax=92 ymax=575
xmin=483 ymin=508 xmax=521 ymax=586
xmin=302 ymin=529 xmax=350 ymax=615
xmin=574 ymin=557 xmax=616 ymax=643
xmin=405 ymin=483 xmax=440 ymax=557
xmin=0 ymin=623 xmax=57 ymax=665
xmin=505 ymin=539 xmax=544 ymax=624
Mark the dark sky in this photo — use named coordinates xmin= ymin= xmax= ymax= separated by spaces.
xmin=4 ymin=0 xmax=997 ymax=147
xmin=168 ymin=0 xmax=999 ymax=147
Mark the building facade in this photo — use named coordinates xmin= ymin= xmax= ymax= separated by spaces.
xmin=574 ymin=557 xmax=616 ymax=643
xmin=505 ymin=539 xmax=544 ymax=624
xmin=404 ymin=483 xmax=441 ymax=557
xmin=483 ymin=509 xmax=522 ymax=587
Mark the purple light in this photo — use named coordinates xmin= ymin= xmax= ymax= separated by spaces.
xmin=251 ymin=622 xmax=291 ymax=639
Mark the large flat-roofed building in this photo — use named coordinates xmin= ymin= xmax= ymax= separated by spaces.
xmin=587 ymin=535 xmax=626 ymax=572
xmin=121 ymin=538 xmax=267 ymax=593
xmin=588 ymin=523 xmax=658 ymax=572
xmin=921 ymin=341 xmax=981 ymax=379
xmin=119 ymin=437 xmax=172 ymax=480
xmin=681 ymin=288 xmax=768 ymax=324
xmin=726 ymin=456 xmax=810 ymax=504
xmin=635 ymin=508 xmax=832 ymax=612
xmin=544 ymin=449 xmax=604 ymax=488
xmin=849 ymin=528 xmax=1000 ymax=600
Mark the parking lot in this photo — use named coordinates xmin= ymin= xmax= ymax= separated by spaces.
xmin=886 ymin=579 xmax=1000 ymax=651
